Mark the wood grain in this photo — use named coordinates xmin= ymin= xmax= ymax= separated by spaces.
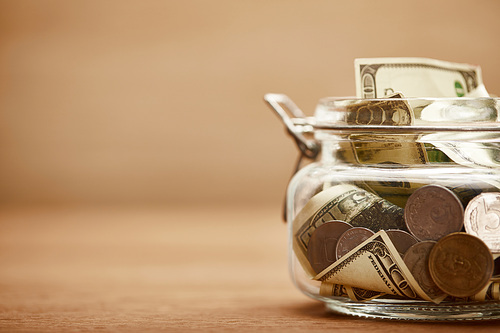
xmin=1 ymin=206 xmax=499 ymax=331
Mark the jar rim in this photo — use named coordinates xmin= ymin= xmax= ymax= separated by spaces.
xmin=312 ymin=96 xmax=500 ymax=132
xmin=317 ymin=96 xmax=500 ymax=103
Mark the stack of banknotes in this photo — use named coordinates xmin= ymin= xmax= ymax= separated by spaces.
xmin=294 ymin=58 xmax=500 ymax=304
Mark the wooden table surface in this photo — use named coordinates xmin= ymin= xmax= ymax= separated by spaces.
xmin=1 ymin=206 xmax=499 ymax=332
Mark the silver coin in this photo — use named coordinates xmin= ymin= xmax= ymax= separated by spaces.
xmin=464 ymin=192 xmax=500 ymax=253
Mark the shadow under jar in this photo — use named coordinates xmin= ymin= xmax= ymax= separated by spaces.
xmin=267 ymin=94 xmax=500 ymax=321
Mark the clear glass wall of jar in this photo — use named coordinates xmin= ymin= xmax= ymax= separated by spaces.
xmin=268 ymin=94 xmax=500 ymax=321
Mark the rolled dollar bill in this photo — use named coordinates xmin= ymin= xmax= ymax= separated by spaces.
xmin=488 ymin=282 xmax=500 ymax=301
xmin=447 ymin=281 xmax=500 ymax=302
xmin=471 ymin=281 xmax=499 ymax=302
xmin=319 ymin=282 xmax=349 ymax=298
xmin=319 ymin=282 xmax=384 ymax=301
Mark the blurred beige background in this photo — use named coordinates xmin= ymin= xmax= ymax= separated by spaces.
xmin=1 ymin=0 xmax=499 ymax=208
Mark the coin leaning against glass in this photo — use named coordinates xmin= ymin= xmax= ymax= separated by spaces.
xmin=464 ymin=192 xmax=500 ymax=253
xmin=428 ymin=232 xmax=494 ymax=298
xmin=404 ymin=185 xmax=464 ymax=241
xmin=307 ymin=220 xmax=353 ymax=274
xmin=335 ymin=227 xmax=375 ymax=260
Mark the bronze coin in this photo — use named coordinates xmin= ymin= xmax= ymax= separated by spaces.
xmin=464 ymin=192 xmax=500 ymax=253
xmin=428 ymin=232 xmax=494 ymax=298
xmin=403 ymin=241 xmax=445 ymax=299
xmin=404 ymin=185 xmax=464 ymax=241
xmin=336 ymin=227 xmax=375 ymax=260
xmin=307 ymin=220 xmax=353 ymax=274
xmin=386 ymin=229 xmax=419 ymax=256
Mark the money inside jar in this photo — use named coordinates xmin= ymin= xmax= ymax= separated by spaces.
xmin=278 ymin=58 xmax=500 ymax=306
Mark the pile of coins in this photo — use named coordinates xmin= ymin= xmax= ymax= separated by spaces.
xmin=306 ymin=184 xmax=500 ymax=299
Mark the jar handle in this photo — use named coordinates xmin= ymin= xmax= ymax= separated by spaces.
xmin=264 ymin=93 xmax=320 ymax=222
xmin=264 ymin=93 xmax=319 ymax=159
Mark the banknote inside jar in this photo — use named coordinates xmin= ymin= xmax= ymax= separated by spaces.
xmin=293 ymin=71 xmax=500 ymax=303
xmin=295 ymin=171 xmax=500 ymax=303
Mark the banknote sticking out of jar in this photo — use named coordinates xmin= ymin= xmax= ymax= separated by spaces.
xmin=265 ymin=57 xmax=500 ymax=321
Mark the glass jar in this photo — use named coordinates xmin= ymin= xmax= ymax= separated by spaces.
xmin=266 ymin=94 xmax=500 ymax=321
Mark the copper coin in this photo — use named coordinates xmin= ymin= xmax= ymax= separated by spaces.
xmin=403 ymin=241 xmax=445 ymax=299
xmin=428 ymin=232 xmax=494 ymax=297
xmin=307 ymin=220 xmax=353 ymax=274
xmin=464 ymin=192 xmax=500 ymax=253
xmin=386 ymin=229 xmax=419 ymax=256
xmin=404 ymin=185 xmax=464 ymax=241
xmin=336 ymin=227 xmax=375 ymax=260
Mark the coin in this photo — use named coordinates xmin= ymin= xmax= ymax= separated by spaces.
xmin=404 ymin=185 xmax=464 ymax=241
xmin=386 ymin=229 xmax=419 ymax=256
xmin=464 ymin=192 xmax=500 ymax=253
xmin=336 ymin=227 xmax=375 ymax=260
xmin=403 ymin=241 xmax=445 ymax=299
xmin=307 ymin=220 xmax=353 ymax=274
xmin=428 ymin=232 xmax=494 ymax=297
